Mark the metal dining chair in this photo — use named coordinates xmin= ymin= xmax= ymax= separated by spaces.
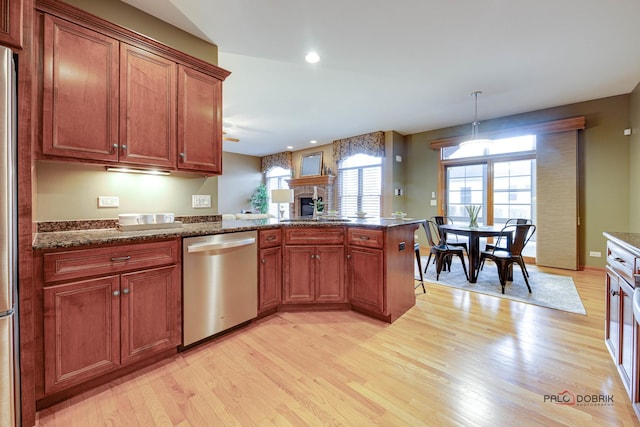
xmin=478 ymin=223 xmax=536 ymax=294
xmin=431 ymin=215 xmax=468 ymax=255
xmin=479 ymin=218 xmax=531 ymax=272
xmin=422 ymin=220 xmax=469 ymax=281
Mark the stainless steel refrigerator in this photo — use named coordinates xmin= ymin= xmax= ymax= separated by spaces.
xmin=0 ymin=45 xmax=20 ymax=427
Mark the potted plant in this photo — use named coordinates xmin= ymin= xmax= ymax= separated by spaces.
xmin=249 ymin=184 xmax=269 ymax=214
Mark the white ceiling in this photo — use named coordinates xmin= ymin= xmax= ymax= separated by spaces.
xmin=122 ymin=0 xmax=640 ymax=157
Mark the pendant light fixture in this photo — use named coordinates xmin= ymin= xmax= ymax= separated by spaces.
xmin=460 ymin=91 xmax=492 ymax=146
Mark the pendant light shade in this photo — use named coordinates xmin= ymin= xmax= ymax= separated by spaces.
xmin=460 ymin=91 xmax=492 ymax=146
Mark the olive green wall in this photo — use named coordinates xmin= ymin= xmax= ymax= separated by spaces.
xmin=35 ymin=0 xmax=222 ymax=222
xmin=61 ymin=0 xmax=217 ymax=64
xmin=630 ymin=82 xmax=640 ymax=231
xmin=404 ymin=95 xmax=632 ymax=269
xmin=218 ymin=152 xmax=263 ymax=213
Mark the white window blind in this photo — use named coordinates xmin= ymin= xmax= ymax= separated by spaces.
xmin=337 ymin=154 xmax=381 ymax=217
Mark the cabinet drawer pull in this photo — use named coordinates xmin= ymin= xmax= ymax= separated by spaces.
xmin=122 ymin=288 xmax=130 ymax=294
xmin=113 ymin=290 xmax=120 ymax=296
xmin=266 ymin=235 xmax=277 ymax=241
xmin=614 ymin=257 xmax=625 ymax=263
xmin=358 ymin=236 xmax=370 ymax=240
xmin=111 ymin=256 xmax=131 ymax=262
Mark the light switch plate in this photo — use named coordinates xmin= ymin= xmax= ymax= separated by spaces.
xmin=98 ymin=196 xmax=119 ymax=208
xmin=430 ymin=199 xmax=437 ymax=206
xmin=192 ymin=195 xmax=211 ymax=208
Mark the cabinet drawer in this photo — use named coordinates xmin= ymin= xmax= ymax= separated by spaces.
xmin=284 ymin=227 xmax=344 ymax=245
xmin=348 ymin=228 xmax=384 ymax=249
xmin=43 ymin=240 xmax=179 ymax=284
xmin=607 ymin=241 xmax=638 ymax=285
xmin=259 ymin=229 xmax=282 ymax=248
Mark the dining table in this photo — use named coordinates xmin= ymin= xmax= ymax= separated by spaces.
xmin=439 ymin=224 xmax=513 ymax=283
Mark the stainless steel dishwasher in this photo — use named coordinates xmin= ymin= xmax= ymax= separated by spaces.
xmin=182 ymin=231 xmax=257 ymax=347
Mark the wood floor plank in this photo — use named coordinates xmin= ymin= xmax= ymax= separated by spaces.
xmin=35 ymin=267 xmax=640 ymax=426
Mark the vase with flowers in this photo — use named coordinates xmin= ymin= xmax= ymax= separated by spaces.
xmin=465 ymin=205 xmax=481 ymax=228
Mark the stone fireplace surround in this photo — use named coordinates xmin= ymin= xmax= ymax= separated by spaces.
xmin=285 ymin=175 xmax=335 ymax=217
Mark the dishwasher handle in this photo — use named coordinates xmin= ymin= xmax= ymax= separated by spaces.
xmin=187 ymin=237 xmax=256 ymax=253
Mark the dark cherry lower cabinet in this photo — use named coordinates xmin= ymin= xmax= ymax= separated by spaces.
xmin=38 ymin=240 xmax=181 ymax=398
xmin=258 ymin=229 xmax=283 ymax=315
xmin=282 ymin=226 xmax=346 ymax=305
xmin=347 ymin=226 xmax=417 ymax=322
xmin=603 ymin=235 xmax=640 ymax=422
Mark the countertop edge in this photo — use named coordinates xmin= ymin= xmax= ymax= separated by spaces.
xmin=33 ymin=218 xmax=424 ymax=250
xmin=603 ymin=231 xmax=640 ymax=257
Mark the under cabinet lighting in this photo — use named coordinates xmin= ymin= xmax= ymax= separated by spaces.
xmin=105 ymin=166 xmax=171 ymax=176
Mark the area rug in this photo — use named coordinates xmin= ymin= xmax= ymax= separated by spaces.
xmin=416 ymin=257 xmax=587 ymax=315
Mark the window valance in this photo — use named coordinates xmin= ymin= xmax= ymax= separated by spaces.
xmin=332 ymin=131 xmax=385 ymax=164
xmin=430 ymin=116 xmax=585 ymax=150
xmin=261 ymin=151 xmax=292 ymax=173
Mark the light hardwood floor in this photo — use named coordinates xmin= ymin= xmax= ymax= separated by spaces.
xmin=35 ymin=267 xmax=639 ymax=426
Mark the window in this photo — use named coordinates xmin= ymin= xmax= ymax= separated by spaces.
xmin=443 ymin=135 xmax=536 ymax=255
xmin=266 ymin=167 xmax=291 ymax=219
xmin=337 ymin=154 xmax=381 ymax=217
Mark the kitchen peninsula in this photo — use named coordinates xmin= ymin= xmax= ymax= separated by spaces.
xmin=32 ymin=216 xmax=422 ymax=410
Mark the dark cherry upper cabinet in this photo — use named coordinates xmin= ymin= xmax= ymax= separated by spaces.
xmin=41 ymin=14 xmax=119 ymax=162
xmin=0 ymin=0 xmax=23 ymax=50
xmin=177 ymin=65 xmax=223 ymax=174
xmin=36 ymin=0 xmax=231 ymax=174
xmin=120 ymin=44 xmax=176 ymax=168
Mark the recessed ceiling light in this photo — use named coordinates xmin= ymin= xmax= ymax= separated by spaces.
xmin=305 ymin=52 xmax=320 ymax=63
xmin=310 ymin=140 xmax=317 ymax=144
xmin=287 ymin=146 xmax=294 ymax=150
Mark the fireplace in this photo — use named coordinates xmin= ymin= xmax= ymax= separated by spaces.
xmin=285 ymin=175 xmax=335 ymax=218
xmin=300 ymin=197 xmax=322 ymax=217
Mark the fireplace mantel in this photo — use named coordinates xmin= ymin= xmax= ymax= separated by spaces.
xmin=286 ymin=175 xmax=335 ymax=187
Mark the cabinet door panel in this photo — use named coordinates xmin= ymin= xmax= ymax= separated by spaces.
xmin=0 ymin=0 xmax=22 ymax=49
xmin=42 ymin=15 xmax=119 ymax=161
xmin=605 ymin=268 xmax=621 ymax=360
xmin=621 ymin=280 xmax=634 ymax=393
xmin=348 ymin=247 xmax=385 ymax=313
xmin=259 ymin=246 xmax=282 ymax=312
xmin=283 ymin=246 xmax=314 ymax=302
xmin=315 ymin=245 xmax=345 ymax=302
xmin=177 ymin=65 xmax=222 ymax=173
xmin=43 ymin=276 xmax=120 ymax=394
xmin=120 ymin=44 xmax=176 ymax=168
xmin=120 ymin=266 xmax=179 ymax=364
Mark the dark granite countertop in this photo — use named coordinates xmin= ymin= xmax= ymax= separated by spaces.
xmin=33 ymin=217 xmax=425 ymax=250
xmin=603 ymin=232 xmax=640 ymax=257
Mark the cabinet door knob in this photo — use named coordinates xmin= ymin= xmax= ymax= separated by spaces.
xmin=122 ymin=288 xmax=130 ymax=294
xmin=610 ymin=289 xmax=619 ymax=296
xmin=113 ymin=290 xmax=120 ymax=296
xmin=261 ymin=258 xmax=266 ymax=263
xmin=112 ymin=143 xmax=118 ymax=153
xmin=121 ymin=144 xmax=127 ymax=151
xmin=179 ymin=152 xmax=185 ymax=158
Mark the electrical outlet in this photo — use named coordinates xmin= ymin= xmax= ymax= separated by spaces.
xmin=589 ymin=251 xmax=602 ymax=258
xmin=98 ymin=196 xmax=119 ymax=208
xmin=192 ymin=195 xmax=211 ymax=208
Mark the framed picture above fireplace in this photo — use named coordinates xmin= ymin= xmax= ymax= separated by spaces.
xmin=300 ymin=151 xmax=323 ymax=177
